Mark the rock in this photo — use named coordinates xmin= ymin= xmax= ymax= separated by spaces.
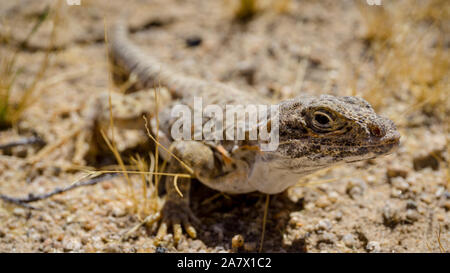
xmin=366 ymin=241 xmax=381 ymax=253
xmin=390 ymin=188 xmax=402 ymax=198
xmin=413 ymin=150 xmax=442 ymax=171
xmin=236 ymin=61 xmax=256 ymax=85
xmin=327 ymin=191 xmax=339 ymax=203
xmin=13 ymin=208 xmax=26 ymax=217
xmin=316 ymin=219 xmax=332 ymax=231
xmin=346 ymin=178 xmax=367 ymax=198
xmin=104 ymin=243 xmax=121 ymax=253
xmin=419 ymin=193 xmax=432 ymax=204
xmin=185 ymin=36 xmax=202 ymax=47
xmin=62 ymin=238 xmax=82 ymax=252
xmin=435 ymin=187 xmax=445 ymax=197
xmin=333 ymin=210 xmax=343 ymax=221
xmin=342 ymin=233 xmax=356 ymax=248
xmin=176 ymin=239 xmax=189 ymax=252
xmin=155 ymin=246 xmax=167 ymax=253
xmin=391 ymin=177 xmax=410 ymax=191
xmin=382 ymin=204 xmax=400 ymax=228
xmin=111 ymin=206 xmax=127 ymax=217
xmin=317 ymin=232 xmax=336 ymax=244
xmin=436 ymin=213 xmax=445 ymax=222
xmin=406 ymin=200 xmax=417 ymax=210
xmin=405 ymin=209 xmax=419 ymax=222
xmin=81 ymin=236 xmax=90 ymax=245
xmin=231 ymin=234 xmax=244 ymax=250
xmin=190 ymin=240 xmax=206 ymax=251
xmin=386 ymin=167 xmax=408 ymax=180
xmin=0 ymin=229 xmax=5 ymax=238
xmin=315 ymin=196 xmax=331 ymax=208
xmin=82 ymin=221 xmax=95 ymax=231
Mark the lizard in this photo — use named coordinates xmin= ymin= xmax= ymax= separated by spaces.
xmin=84 ymin=18 xmax=401 ymax=244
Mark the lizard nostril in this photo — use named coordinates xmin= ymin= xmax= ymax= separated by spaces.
xmin=369 ymin=124 xmax=384 ymax=137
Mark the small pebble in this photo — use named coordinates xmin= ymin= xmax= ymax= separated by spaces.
xmin=334 ymin=211 xmax=343 ymax=221
xmin=366 ymin=241 xmax=381 ymax=253
xmin=317 ymin=232 xmax=336 ymax=244
xmin=390 ymin=188 xmax=402 ymax=198
xmin=405 ymin=175 xmax=418 ymax=188
xmin=316 ymin=219 xmax=332 ymax=231
xmin=13 ymin=208 xmax=26 ymax=217
xmin=342 ymin=233 xmax=356 ymax=248
xmin=442 ymin=200 xmax=450 ymax=210
xmin=386 ymin=167 xmax=408 ymax=179
xmin=436 ymin=213 xmax=445 ymax=222
xmin=391 ymin=177 xmax=410 ymax=191
xmin=102 ymin=182 xmax=113 ymax=190
xmin=81 ymin=236 xmax=90 ymax=245
xmin=366 ymin=175 xmax=376 ymax=183
xmin=111 ymin=206 xmax=127 ymax=217
xmin=83 ymin=221 xmax=95 ymax=231
xmin=231 ymin=234 xmax=244 ymax=250
xmin=63 ymin=238 xmax=82 ymax=252
xmin=30 ymin=232 xmax=41 ymax=242
xmin=419 ymin=193 xmax=432 ymax=204
xmin=236 ymin=61 xmax=256 ymax=85
xmin=155 ymin=246 xmax=167 ymax=253
xmin=405 ymin=209 xmax=419 ymax=222
xmin=413 ymin=150 xmax=441 ymax=171
xmin=104 ymin=243 xmax=121 ymax=253
xmin=406 ymin=200 xmax=417 ymax=210
xmin=190 ymin=240 xmax=205 ymax=251
xmin=305 ymin=201 xmax=316 ymax=210
xmin=382 ymin=204 xmax=400 ymax=227
xmin=346 ymin=178 xmax=367 ymax=198
xmin=328 ymin=191 xmax=339 ymax=203
xmin=435 ymin=187 xmax=445 ymax=197
xmin=315 ymin=196 xmax=331 ymax=208
xmin=185 ymin=36 xmax=202 ymax=47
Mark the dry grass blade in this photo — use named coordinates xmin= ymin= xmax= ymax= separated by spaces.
xmin=437 ymin=224 xmax=446 ymax=253
xmin=142 ymin=115 xmax=194 ymax=175
xmin=259 ymin=194 xmax=270 ymax=252
xmin=130 ymin=155 xmax=149 ymax=216
xmin=0 ymin=3 xmax=56 ymax=129
xmin=173 ymin=175 xmax=183 ymax=198
xmin=100 ymin=129 xmax=137 ymax=210
xmin=86 ymin=169 xmax=191 ymax=178
xmin=121 ymin=212 xmax=161 ymax=241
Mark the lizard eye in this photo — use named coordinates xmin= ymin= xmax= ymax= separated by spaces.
xmin=313 ymin=111 xmax=333 ymax=128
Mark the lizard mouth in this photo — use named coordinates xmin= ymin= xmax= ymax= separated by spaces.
xmin=276 ymin=133 xmax=400 ymax=163
xmin=342 ymin=138 xmax=400 ymax=163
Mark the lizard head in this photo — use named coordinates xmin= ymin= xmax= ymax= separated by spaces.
xmin=272 ymin=95 xmax=400 ymax=169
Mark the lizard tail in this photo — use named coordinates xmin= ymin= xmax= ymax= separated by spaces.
xmin=109 ymin=19 xmax=205 ymax=97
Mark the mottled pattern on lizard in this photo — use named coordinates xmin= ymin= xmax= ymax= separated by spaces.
xmin=88 ymin=19 xmax=401 ymax=243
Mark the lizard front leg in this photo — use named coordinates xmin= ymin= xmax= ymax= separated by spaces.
xmin=156 ymin=140 xmax=216 ymax=245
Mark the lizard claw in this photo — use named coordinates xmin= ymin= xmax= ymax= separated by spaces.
xmin=155 ymin=200 xmax=200 ymax=245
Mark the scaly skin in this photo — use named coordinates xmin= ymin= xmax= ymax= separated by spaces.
xmin=99 ymin=19 xmax=401 ymax=244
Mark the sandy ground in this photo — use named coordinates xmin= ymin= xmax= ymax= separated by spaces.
xmin=0 ymin=0 xmax=448 ymax=252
